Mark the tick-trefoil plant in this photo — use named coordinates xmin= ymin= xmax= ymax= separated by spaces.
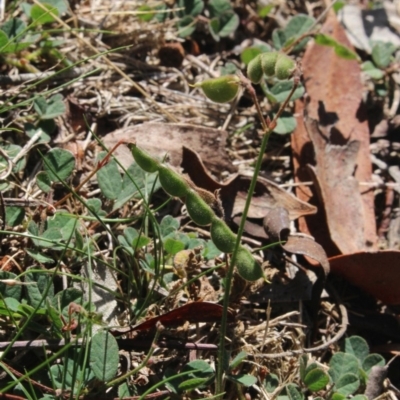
xmin=130 ymin=50 xmax=301 ymax=395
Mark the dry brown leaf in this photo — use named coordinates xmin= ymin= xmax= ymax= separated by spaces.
xmin=292 ymin=11 xmax=377 ymax=256
xmin=102 ymin=123 xmax=236 ymax=177
xmin=282 ymin=234 xmax=330 ymax=277
xmin=182 ymin=147 xmax=316 ymax=225
xmin=224 ymin=174 xmax=317 ymax=221
xmin=304 ymin=113 xmax=366 ymax=254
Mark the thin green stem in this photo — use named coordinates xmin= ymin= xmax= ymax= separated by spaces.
xmin=216 ymin=76 xmax=300 ymax=394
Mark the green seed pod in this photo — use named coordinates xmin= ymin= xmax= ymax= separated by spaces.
xmin=197 ymin=75 xmax=240 ymax=103
xmin=158 ymin=165 xmax=190 ymax=198
xmin=130 ymin=143 xmax=160 ymax=173
xmin=186 ymin=189 xmax=215 ymax=226
xmin=235 ymin=246 xmax=264 ymax=281
xmin=247 ymin=55 xmax=263 ymax=84
xmin=275 ymin=53 xmax=295 ymax=80
xmin=210 ymin=218 xmax=237 ymax=254
xmin=260 ymin=51 xmax=279 ymax=76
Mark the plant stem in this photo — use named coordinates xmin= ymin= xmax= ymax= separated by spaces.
xmin=216 ymin=76 xmax=300 ymax=394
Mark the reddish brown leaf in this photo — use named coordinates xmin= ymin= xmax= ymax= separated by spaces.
xmin=304 ymin=113 xmax=366 ymax=254
xmin=111 ymin=302 xmax=235 ymax=334
xmin=292 ymin=11 xmax=377 ymax=256
xmin=329 ymin=250 xmax=400 ymax=304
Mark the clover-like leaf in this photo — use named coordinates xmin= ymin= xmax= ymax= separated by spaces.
xmin=43 ymin=148 xmax=75 ymax=182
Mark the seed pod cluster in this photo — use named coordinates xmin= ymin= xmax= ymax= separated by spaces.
xmin=130 ymin=143 xmax=264 ymax=281
xmin=247 ymin=51 xmax=296 ymax=83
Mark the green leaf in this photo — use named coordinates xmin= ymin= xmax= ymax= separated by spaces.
xmin=208 ymin=0 xmax=231 ymax=14
xmin=362 ymin=353 xmax=385 ymax=373
xmin=25 ymin=121 xmax=54 ymax=143
xmin=3 ymin=297 xmax=21 ymax=313
xmin=177 ymin=0 xmax=204 ymax=17
xmin=272 ymin=14 xmax=314 ymax=51
xmin=219 ymin=61 xmax=238 ymax=75
xmin=241 ymin=47 xmax=262 ymax=65
xmin=299 ymin=354 xmax=308 ymax=381
xmin=226 ymin=373 xmax=256 ymax=387
xmin=96 ymin=154 xmax=122 ymax=200
xmin=314 ymin=33 xmax=338 ymax=47
xmin=160 ymin=215 xmax=180 ymax=237
xmin=0 ymin=271 xmax=22 ymax=300
xmin=335 ymin=373 xmax=359 ymax=396
xmin=50 ymin=357 xmax=94 ymax=394
xmin=86 ymin=198 xmax=106 ymax=217
xmin=26 ymin=249 xmax=54 ymax=264
xmin=155 ymin=4 xmax=169 ymax=22
xmin=34 ymin=93 xmax=66 ymax=120
xmin=51 ymin=287 xmax=83 ymax=316
xmin=218 ymin=12 xmax=239 ymax=37
xmin=45 ymin=301 xmax=63 ymax=332
xmin=229 ymin=351 xmax=247 ymax=370
xmin=177 ymin=15 xmax=196 ymax=37
xmin=0 ymin=144 xmax=26 ymax=173
xmin=178 ymin=377 xmax=209 ymax=391
xmin=39 ymin=227 xmax=64 ymax=248
xmin=372 ymin=41 xmax=397 ymax=69
xmin=6 ymin=206 xmax=24 ymax=227
xmin=90 ymin=331 xmax=119 ymax=382
xmin=274 ymin=113 xmax=296 ymax=135
xmin=25 ymin=267 xmax=54 ymax=308
xmin=113 ymin=162 xmax=161 ymax=211
xmin=304 ymin=368 xmax=329 ymax=392
xmin=44 ymin=0 xmax=68 ymax=14
xmin=183 ymin=359 xmax=214 ymax=381
xmin=202 ymin=240 xmax=220 ymax=260
xmin=269 ymin=80 xmax=305 ymax=103
xmin=333 ymin=43 xmax=359 ymax=60
xmin=333 ymin=1 xmax=345 ymax=13
xmin=46 ymin=212 xmax=77 ymax=241
xmin=118 ymin=383 xmax=136 ymax=398
xmin=132 ymin=234 xmax=151 ymax=249
xmin=0 ymin=30 xmax=9 ymax=49
xmin=137 ymin=5 xmax=154 ymax=22
xmin=164 ymin=237 xmax=185 ymax=255
xmin=1 ymin=18 xmax=26 ymax=38
xmin=43 ymin=148 xmax=75 ymax=182
xmin=361 ymin=61 xmax=384 ymax=80
xmin=343 ymin=336 xmax=369 ymax=363
xmin=208 ymin=0 xmax=238 ymax=39
xmin=264 ymin=373 xmax=279 ymax=393
xmin=30 ymin=3 xmax=59 ymax=24
xmin=258 ymin=4 xmax=274 ymax=17
xmin=331 ymin=394 xmax=346 ymax=400
xmin=351 ymin=396 xmax=368 ymax=400
xmin=285 ymin=383 xmax=304 ymax=400
xmin=328 ymin=352 xmax=360 ymax=383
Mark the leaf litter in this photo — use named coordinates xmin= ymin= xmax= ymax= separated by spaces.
xmin=0 ymin=0 xmax=400 ymax=398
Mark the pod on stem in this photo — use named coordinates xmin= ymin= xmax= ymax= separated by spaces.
xmin=129 ymin=143 xmax=160 ymax=173
xmin=186 ymin=189 xmax=215 ymax=226
xmin=158 ymin=165 xmax=190 ymax=198
xmin=195 ymin=75 xmax=240 ymax=103
xmin=235 ymin=246 xmax=264 ymax=281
